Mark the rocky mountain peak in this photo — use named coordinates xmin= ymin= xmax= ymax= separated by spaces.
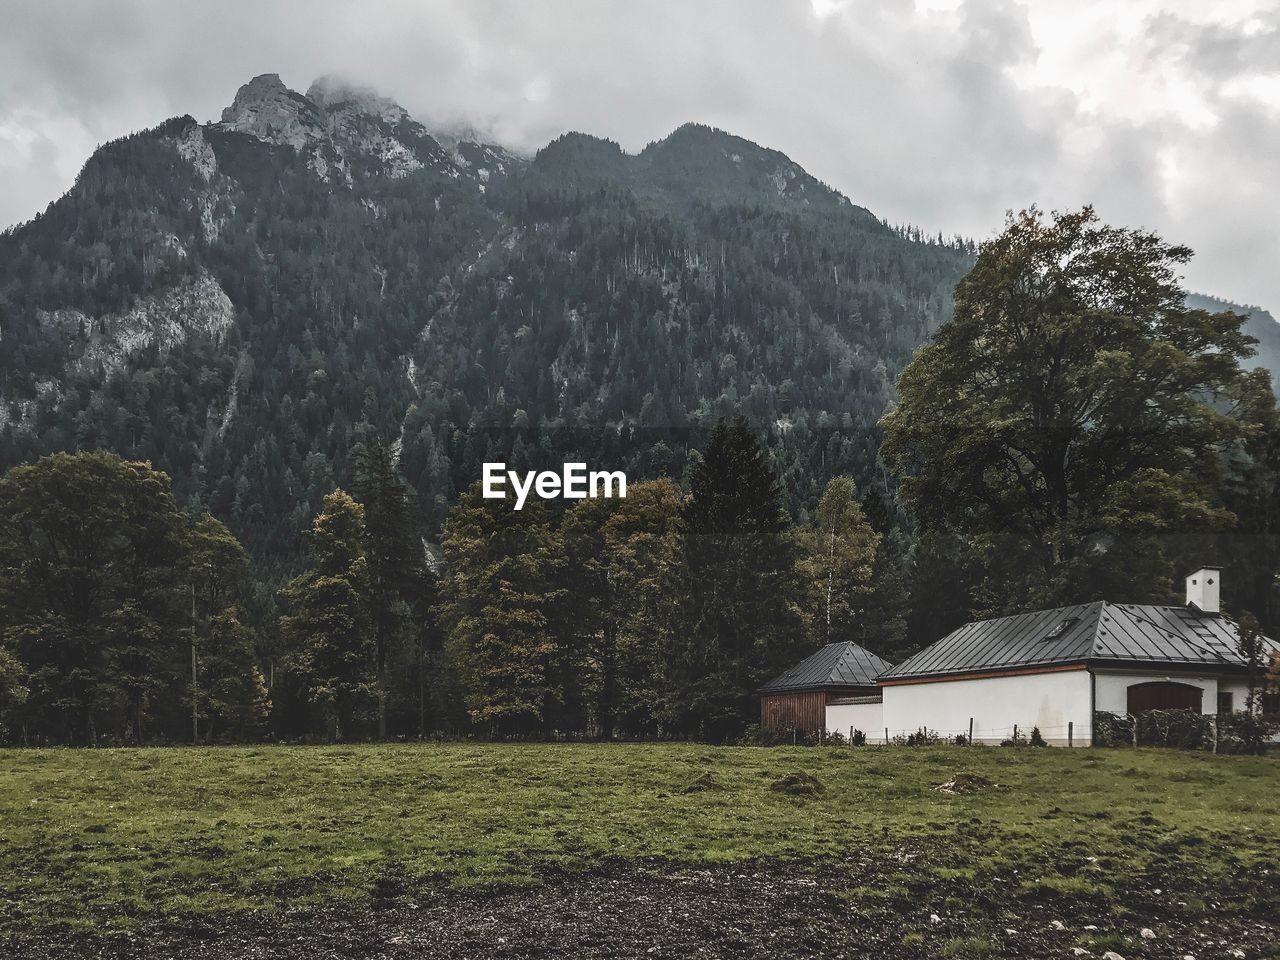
xmin=218 ymin=73 xmax=326 ymax=151
xmin=306 ymin=75 xmax=409 ymax=125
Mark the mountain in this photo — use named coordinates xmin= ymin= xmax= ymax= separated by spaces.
xmin=0 ymin=73 xmax=970 ymax=580
xmin=1185 ymin=292 xmax=1280 ymax=385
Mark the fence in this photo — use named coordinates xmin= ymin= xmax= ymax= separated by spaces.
xmin=813 ymin=710 xmax=1276 ymax=753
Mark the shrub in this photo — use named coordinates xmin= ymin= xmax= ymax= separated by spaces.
xmin=1215 ymin=712 xmax=1279 ymax=755
xmin=737 ymin=724 xmax=819 ymax=747
xmin=1000 ymin=728 xmax=1027 ymax=747
xmin=851 ymin=728 xmax=867 ymax=746
xmin=1028 ymin=726 xmax=1048 ymax=747
xmin=895 ymin=728 xmax=942 ymax=746
xmin=1135 ymin=708 xmax=1210 ymax=748
xmin=1093 ymin=711 xmax=1133 ymax=747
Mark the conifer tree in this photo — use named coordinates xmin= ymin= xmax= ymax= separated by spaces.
xmin=438 ymin=484 xmax=565 ymax=736
xmin=190 ymin=513 xmax=267 ymax=740
xmin=353 ymin=442 xmax=426 ymax=738
xmin=280 ymin=490 xmax=375 ymax=740
xmin=563 ymin=478 xmax=682 ymax=738
xmin=666 ymin=417 xmax=806 ymax=740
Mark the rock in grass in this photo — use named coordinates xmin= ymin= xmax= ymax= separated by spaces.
xmin=1140 ymin=928 xmax=1156 ymax=939
xmin=1101 ymin=952 xmax=1126 ymax=960
xmin=935 ymin=773 xmax=994 ymax=795
xmin=769 ymin=772 xmax=824 ymax=796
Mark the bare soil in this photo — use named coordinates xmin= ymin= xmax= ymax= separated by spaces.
xmin=6 ymin=857 xmax=1277 ymax=960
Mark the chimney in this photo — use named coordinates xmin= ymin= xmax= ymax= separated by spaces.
xmin=1185 ymin=567 xmax=1221 ymax=614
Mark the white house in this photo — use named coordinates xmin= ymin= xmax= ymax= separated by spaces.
xmin=822 ymin=567 xmax=1278 ymax=746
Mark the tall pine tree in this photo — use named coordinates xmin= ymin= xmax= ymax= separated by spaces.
xmin=353 ymin=442 xmax=427 ymax=738
xmin=666 ymin=417 xmax=806 ymax=740
xmin=438 ymin=484 xmax=565 ymax=736
xmin=280 ymin=490 xmax=375 ymax=740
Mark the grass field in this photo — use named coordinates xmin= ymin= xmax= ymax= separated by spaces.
xmin=1 ymin=743 xmax=1278 ymax=940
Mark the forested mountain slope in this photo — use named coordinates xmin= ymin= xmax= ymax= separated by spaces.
xmin=1186 ymin=292 xmax=1280 ymax=385
xmin=1 ymin=73 xmax=969 ymax=577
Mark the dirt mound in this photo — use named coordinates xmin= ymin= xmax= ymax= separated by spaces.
xmin=934 ymin=773 xmax=993 ymax=795
xmin=769 ymin=772 xmax=824 ymax=796
xmin=679 ymin=772 xmax=722 ymax=794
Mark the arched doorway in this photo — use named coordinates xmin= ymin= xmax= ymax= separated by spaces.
xmin=1126 ymin=681 xmax=1203 ymax=714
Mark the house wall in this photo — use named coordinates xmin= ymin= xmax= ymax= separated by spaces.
xmin=1092 ymin=670 xmax=1218 ymax=714
xmin=759 ymin=691 xmax=828 ymax=732
xmin=1217 ymin=679 xmax=1252 ymax=714
xmin=825 ymin=700 xmax=883 ymax=739
xmin=880 ymin=668 xmax=1093 ymax=746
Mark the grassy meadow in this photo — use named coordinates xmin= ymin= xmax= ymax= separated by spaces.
xmin=1 ymin=742 xmax=1277 ymax=934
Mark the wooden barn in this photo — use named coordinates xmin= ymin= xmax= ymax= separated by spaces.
xmin=757 ymin=641 xmax=894 ymax=734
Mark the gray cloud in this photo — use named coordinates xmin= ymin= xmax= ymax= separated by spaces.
xmin=1 ymin=0 xmax=1277 ymax=311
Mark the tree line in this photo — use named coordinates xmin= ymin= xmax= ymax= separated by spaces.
xmin=0 ymin=417 xmax=904 ymax=744
xmin=3 ymin=207 xmax=1280 ymax=744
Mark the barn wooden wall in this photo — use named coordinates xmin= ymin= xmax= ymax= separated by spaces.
xmin=759 ymin=691 xmax=828 ymax=732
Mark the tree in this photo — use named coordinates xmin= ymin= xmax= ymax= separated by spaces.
xmin=0 ymin=452 xmax=190 ymax=744
xmin=437 ymin=484 xmax=565 ymax=736
xmin=883 ymin=207 xmax=1275 ymax=609
xmin=280 ymin=490 xmax=375 ymax=740
xmin=666 ymin=417 xmax=807 ymax=740
xmin=0 ymin=645 xmax=27 ymax=742
xmin=562 ymin=478 xmax=683 ymax=738
xmin=191 ymin=513 xmax=251 ymax=615
xmin=202 ymin=609 xmax=271 ymax=740
xmin=190 ymin=513 xmax=267 ymax=740
xmin=799 ymin=477 xmax=879 ymax=645
xmin=353 ymin=442 xmax=427 ymax=738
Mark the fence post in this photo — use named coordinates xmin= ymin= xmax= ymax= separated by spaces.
xmin=1068 ymin=721 xmax=1073 ymax=748
xmin=1212 ymin=715 xmax=1218 ymax=754
xmin=849 ymin=726 xmax=854 ymax=743
xmin=1131 ymin=716 xmax=1138 ymax=749
xmin=884 ymin=727 xmax=889 ymax=745
xmin=968 ymin=717 xmax=974 ymax=746
xmin=1013 ymin=724 xmax=1018 ymax=742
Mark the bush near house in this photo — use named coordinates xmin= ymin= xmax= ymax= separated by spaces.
xmin=1093 ymin=709 xmax=1279 ymax=753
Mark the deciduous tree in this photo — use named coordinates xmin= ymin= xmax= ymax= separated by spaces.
xmin=883 ymin=207 xmax=1275 ymax=608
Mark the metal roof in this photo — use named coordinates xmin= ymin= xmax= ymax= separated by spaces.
xmin=879 ymin=602 xmax=1260 ymax=682
xmin=758 ymin=641 xmax=894 ymax=693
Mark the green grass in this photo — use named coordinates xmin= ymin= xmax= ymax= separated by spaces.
xmin=1 ymin=743 xmax=1277 ymax=932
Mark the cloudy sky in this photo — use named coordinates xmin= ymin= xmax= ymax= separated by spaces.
xmin=2 ymin=0 xmax=1277 ymax=310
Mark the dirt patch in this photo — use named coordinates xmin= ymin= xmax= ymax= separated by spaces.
xmin=678 ymin=772 xmax=721 ymax=794
xmin=934 ymin=773 xmax=994 ymax=795
xmin=769 ymin=772 xmax=824 ymax=796
xmin=5 ymin=857 xmax=1275 ymax=960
